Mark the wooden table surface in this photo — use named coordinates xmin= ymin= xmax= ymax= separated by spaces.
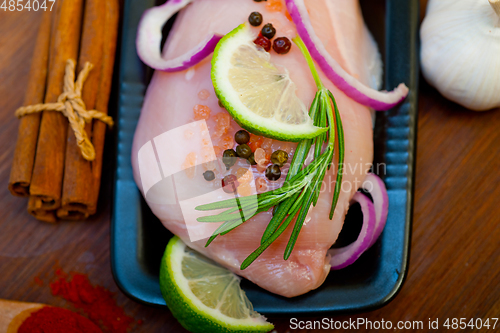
xmin=0 ymin=3 xmax=499 ymax=333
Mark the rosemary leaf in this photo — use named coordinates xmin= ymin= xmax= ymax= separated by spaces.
xmin=205 ymin=218 xmax=242 ymax=247
xmin=283 ymin=187 xmax=315 ymax=260
xmin=261 ymin=191 xmax=301 ymax=244
xmin=241 ymin=195 xmax=303 ymax=270
xmin=313 ymin=149 xmax=332 ymax=206
xmin=328 ymin=91 xmax=345 ymax=220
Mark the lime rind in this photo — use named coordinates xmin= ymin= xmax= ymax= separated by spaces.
xmin=160 ymin=236 xmax=274 ymax=333
xmin=211 ymin=24 xmax=327 ymax=142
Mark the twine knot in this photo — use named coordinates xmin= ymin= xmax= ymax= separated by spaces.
xmin=15 ymin=59 xmax=114 ymax=161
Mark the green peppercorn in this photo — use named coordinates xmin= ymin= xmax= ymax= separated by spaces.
xmin=271 ymin=150 xmax=289 ymax=167
xmin=248 ymin=12 xmax=263 ymax=26
xmin=261 ymin=23 xmax=276 ymax=39
xmin=223 ymin=149 xmax=238 ymax=169
xmin=235 ymin=130 xmax=250 ymax=144
xmin=265 ymin=164 xmax=281 ymax=181
xmin=247 ymin=153 xmax=257 ymax=165
xmin=203 ymin=170 xmax=215 ymax=181
xmin=236 ymin=144 xmax=252 ymax=159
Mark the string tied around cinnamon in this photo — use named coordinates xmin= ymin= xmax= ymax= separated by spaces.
xmin=15 ymin=59 xmax=114 ymax=161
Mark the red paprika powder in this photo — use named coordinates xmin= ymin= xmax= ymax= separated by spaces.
xmin=18 ymin=306 xmax=103 ymax=333
xmin=49 ymin=269 xmax=135 ymax=333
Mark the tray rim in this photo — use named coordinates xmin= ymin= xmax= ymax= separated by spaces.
xmin=111 ymin=0 xmax=419 ymax=315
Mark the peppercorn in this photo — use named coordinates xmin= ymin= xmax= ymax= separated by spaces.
xmin=236 ymin=144 xmax=252 ymax=158
xmin=265 ymin=164 xmax=281 ymax=181
xmin=235 ymin=130 xmax=250 ymax=144
xmin=261 ymin=23 xmax=276 ymax=39
xmin=247 ymin=153 xmax=257 ymax=165
xmin=222 ymin=175 xmax=239 ymax=193
xmin=203 ymin=170 xmax=215 ymax=181
xmin=218 ymin=100 xmax=224 ymax=108
xmin=254 ymin=35 xmax=271 ymax=52
xmin=248 ymin=12 xmax=263 ymax=26
xmin=223 ymin=149 xmax=238 ymax=169
xmin=271 ymin=150 xmax=289 ymax=167
xmin=253 ymin=0 xmax=267 ymax=2
xmin=273 ymin=37 xmax=292 ymax=54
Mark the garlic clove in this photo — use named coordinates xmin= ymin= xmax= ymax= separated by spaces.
xmin=489 ymin=0 xmax=500 ymax=19
xmin=421 ymin=0 xmax=500 ymax=111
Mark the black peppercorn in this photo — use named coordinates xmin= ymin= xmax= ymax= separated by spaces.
xmin=273 ymin=37 xmax=292 ymax=54
xmin=261 ymin=23 xmax=276 ymax=39
xmin=265 ymin=164 xmax=281 ymax=181
xmin=236 ymin=144 xmax=252 ymax=159
xmin=248 ymin=12 xmax=263 ymax=26
xmin=235 ymin=130 xmax=250 ymax=144
xmin=223 ymin=149 xmax=238 ymax=169
xmin=203 ymin=170 xmax=215 ymax=181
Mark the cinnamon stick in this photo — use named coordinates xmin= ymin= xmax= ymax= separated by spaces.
xmin=56 ymin=0 xmax=106 ymax=220
xmin=88 ymin=0 xmax=120 ymax=215
xmin=8 ymin=12 xmax=53 ymax=197
xmin=27 ymin=196 xmax=56 ymax=223
xmin=28 ymin=0 xmax=85 ymax=220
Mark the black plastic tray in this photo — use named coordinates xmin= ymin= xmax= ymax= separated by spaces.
xmin=111 ymin=0 xmax=419 ymax=315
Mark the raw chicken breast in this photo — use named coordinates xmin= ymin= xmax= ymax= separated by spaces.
xmin=132 ymin=0 xmax=381 ymax=297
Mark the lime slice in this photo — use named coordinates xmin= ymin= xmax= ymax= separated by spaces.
xmin=159 ymin=236 xmax=274 ymax=333
xmin=211 ymin=24 xmax=327 ymax=141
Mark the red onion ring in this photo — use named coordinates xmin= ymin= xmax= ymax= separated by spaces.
xmin=136 ymin=0 xmax=223 ymax=72
xmin=328 ymin=192 xmax=376 ymax=270
xmin=285 ymin=0 xmax=409 ymax=110
xmin=362 ymin=173 xmax=389 ymax=247
xmin=329 ymin=174 xmax=389 ymax=270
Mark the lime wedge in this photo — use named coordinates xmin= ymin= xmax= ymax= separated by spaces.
xmin=159 ymin=236 xmax=274 ymax=333
xmin=211 ymin=24 xmax=327 ymax=141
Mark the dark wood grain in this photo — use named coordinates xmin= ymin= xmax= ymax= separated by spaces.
xmin=0 ymin=2 xmax=499 ymax=333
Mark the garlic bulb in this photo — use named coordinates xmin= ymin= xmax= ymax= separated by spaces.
xmin=421 ymin=0 xmax=500 ymax=111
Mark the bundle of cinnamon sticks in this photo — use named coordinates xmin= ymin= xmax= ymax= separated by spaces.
xmin=8 ymin=0 xmax=120 ymax=222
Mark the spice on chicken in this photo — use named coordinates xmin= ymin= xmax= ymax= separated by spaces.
xmin=235 ymin=130 xmax=250 ymax=144
xmin=261 ymin=23 xmax=276 ymax=39
xmin=273 ymin=37 xmax=292 ymax=54
xmin=236 ymin=144 xmax=252 ymax=159
xmin=254 ymin=35 xmax=271 ymax=52
xmin=248 ymin=12 xmax=263 ymax=26
xmin=223 ymin=149 xmax=238 ymax=169
xmin=203 ymin=170 xmax=216 ymax=181
xmin=222 ymin=174 xmax=239 ymax=193
xmin=271 ymin=150 xmax=289 ymax=166
xmin=265 ymin=164 xmax=281 ymax=181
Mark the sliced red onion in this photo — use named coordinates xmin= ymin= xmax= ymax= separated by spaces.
xmin=328 ymin=192 xmax=376 ymax=270
xmin=136 ymin=0 xmax=223 ymax=72
xmin=329 ymin=173 xmax=389 ymax=270
xmin=285 ymin=0 xmax=409 ymax=110
xmin=362 ymin=173 xmax=389 ymax=247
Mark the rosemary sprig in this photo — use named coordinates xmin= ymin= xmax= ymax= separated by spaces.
xmin=195 ymin=37 xmax=345 ymax=269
